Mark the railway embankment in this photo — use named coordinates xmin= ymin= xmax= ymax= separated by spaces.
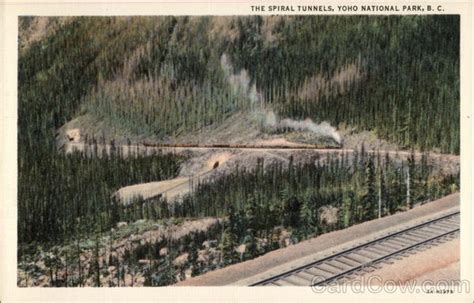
xmin=176 ymin=193 xmax=459 ymax=286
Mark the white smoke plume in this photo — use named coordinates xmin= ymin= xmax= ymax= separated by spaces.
xmin=264 ymin=111 xmax=342 ymax=144
xmin=220 ymin=53 xmax=341 ymax=145
xmin=220 ymin=53 xmax=261 ymax=105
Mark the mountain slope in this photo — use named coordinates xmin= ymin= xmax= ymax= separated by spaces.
xmin=18 ymin=15 xmax=460 ymax=245
xmin=20 ymin=16 xmax=459 ymax=155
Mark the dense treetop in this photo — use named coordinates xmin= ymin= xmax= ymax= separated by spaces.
xmin=19 ymin=16 xmax=459 ymax=154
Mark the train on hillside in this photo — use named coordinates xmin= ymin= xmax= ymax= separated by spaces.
xmin=140 ymin=142 xmax=343 ymax=150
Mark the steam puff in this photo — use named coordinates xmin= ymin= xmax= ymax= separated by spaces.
xmin=265 ymin=111 xmax=278 ymax=128
xmin=221 ymin=54 xmax=260 ymax=104
xmin=265 ymin=111 xmax=341 ymax=144
xmin=221 ymin=53 xmax=341 ymax=144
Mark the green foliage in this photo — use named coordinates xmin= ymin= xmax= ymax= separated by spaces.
xmin=17 ymin=16 xmax=460 ymax=286
xmin=18 ymin=149 xmax=459 ymax=286
xmin=282 ymin=196 xmax=302 ymax=228
xmin=92 ymin=236 xmax=101 ymax=287
xmin=19 ymin=16 xmax=459 ymax=157
xmin=18 ymin=148 xmax=183 ymax=246
xmin=145 ymin=254 xmax=177 ymax=286
xmin=361 ymin=158 xmax=377 ymax=221
xmin=187 ymin=239 xmax=200 ymax=277
xmin=225 ymin=16 xmax=459 ymax=154
xmin=18 ymin=17 xmax=187 ymax=246
xmin=180 ymin=147 xmax=459 ymax=240
xmin=220 ymin=228 xmax=239 ymax=266
xmin=18 ymin=16 xmax=459 ymax=246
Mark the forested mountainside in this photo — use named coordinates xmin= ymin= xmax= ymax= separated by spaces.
xmin=19 ymin=15 xmax=459 ymax=242
xmin=17 ymin=16 xmax=460 ymax=287
xmin=19 ymin=16 xmax=459 ymax=155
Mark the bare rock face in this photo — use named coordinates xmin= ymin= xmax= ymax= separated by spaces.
xmin=138 ymin=259 xmax=151 ymax=265
xmin=116 ymin=221 xmax=128 ymax=229
xmin=66 ymin=128 xmax=81 ymax=142
xmin=159 ymin=247 xmax=168 ymax=256
xmin=319 ymin=205 xmax=339 ymax=225
xmin=174 ymin=253 xmax=189 ymax=266
xmin=235 ymin=244 xmax=246 ymax=254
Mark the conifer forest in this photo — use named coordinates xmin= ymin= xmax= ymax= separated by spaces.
xmin=17 ymin=15 xmax=460 ymax=287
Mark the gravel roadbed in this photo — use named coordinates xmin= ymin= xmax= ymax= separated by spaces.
xmin=176 ymin=193 xmax=459 ymax=286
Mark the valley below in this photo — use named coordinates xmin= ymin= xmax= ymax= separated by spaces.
xmin=17 ymin=123 xmax=460 ymax=287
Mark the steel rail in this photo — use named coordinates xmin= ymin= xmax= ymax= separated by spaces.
xmin=250 ymin=211 xmax=460 ymax=286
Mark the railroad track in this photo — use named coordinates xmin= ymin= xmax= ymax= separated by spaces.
xmin=251 ymin=211 xmax=460 ymax=286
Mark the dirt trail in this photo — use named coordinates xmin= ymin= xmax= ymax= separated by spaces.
xmin=114 ymin=177 xmax=191 ymax=205
xmin=115 ymin=152 xmax=235 ymax=205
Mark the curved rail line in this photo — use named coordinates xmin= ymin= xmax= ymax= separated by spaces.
xmin=140 ymin=142 xmax=341 ymax=149
xmin=63 ymin=142 xmax=460 ymax=161
xmin=250 ymin=211 xmax=460 ymax=286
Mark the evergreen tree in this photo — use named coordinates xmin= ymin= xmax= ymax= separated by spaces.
xmin=92 ymin=236 xmax=101 ymax=287
xmin=219 ymin=228 xmax=238 ymax=266
xmin=187 ymin=239 xmax=200 ymax=277
xmin=362 ymin=159 xmax=377 ymax=221
xmin=156 ymin=255 xmax=177 ymax=286
xmin=243 ymin=229 xmax=258 ymax=259
xmin=282 ymin=196 xmax=302 ymax=228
